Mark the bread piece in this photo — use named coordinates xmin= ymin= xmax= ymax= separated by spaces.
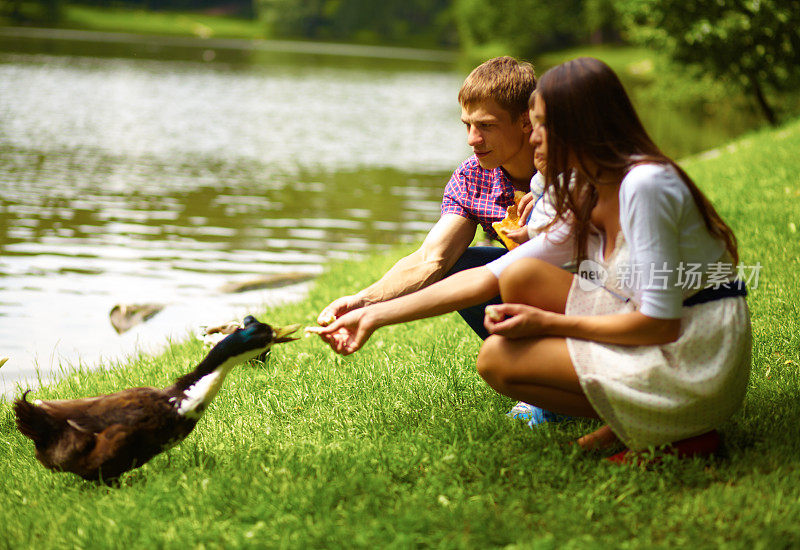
xmin=491 ymin=190 xmax=527 ymax=250
xmin=485 ymin=305 xmax=503 ymax=322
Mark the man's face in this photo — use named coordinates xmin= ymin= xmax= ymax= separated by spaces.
xmin=529 ymin=95 xmax=547 ymax=173
xmin=460 ymin=99 xmax=531 ymax=170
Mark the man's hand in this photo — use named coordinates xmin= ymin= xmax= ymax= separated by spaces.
xmin=516 ymin=192 xmax=535 ymax=224
xmin=318 ymin=215 xmax=476 ymax=326
xmin=317 ymin=295 xmax=365 ymax=326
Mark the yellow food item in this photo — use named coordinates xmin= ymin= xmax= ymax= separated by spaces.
xmin=492 ymin=190 xmax=527 ymax=250
xmin=485 ymin=305 xmax=503 ymax=322
xmin=318 ymin=312 xmax=336 ymax=327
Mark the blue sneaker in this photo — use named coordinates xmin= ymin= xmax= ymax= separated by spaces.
xmin=506 ymin=401 xmax=571 ymax=426
xmin=506 ymin=401 xmax=537 ymax=420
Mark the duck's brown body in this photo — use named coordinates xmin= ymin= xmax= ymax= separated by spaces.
xmin=13 ymin=316 xmax=299 ymax=483
xmin=14 ymin=386 xmax=195 ymax=482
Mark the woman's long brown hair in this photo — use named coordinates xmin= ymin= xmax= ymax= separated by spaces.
xmin=533 ymin=57 xmax=738 ymax=266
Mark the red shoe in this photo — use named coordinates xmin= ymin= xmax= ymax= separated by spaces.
xmin=607 ymin=430 xmax=721 ymax=465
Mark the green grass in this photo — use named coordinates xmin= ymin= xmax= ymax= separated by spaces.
xmin=0 ymin=4 xmax=266 ymax=39
xmin=1 ymin=120 xmax=800 ymax=547
xmin=536 ymin=44 xmax=656 ymax=73
xmin=60 ymin=5 xmax=265 ymax=39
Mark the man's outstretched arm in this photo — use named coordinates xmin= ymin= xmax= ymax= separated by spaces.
xmin=317 ymin=214 xmax=479 ymax=325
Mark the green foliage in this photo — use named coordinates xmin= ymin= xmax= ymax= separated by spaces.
xmin=454 ymin=0 xmax=585 ymax=60
xmin=1 ymin=0 xmax=63 ymax=24
xmin=257 ymin=0 xmax=457 ymax=47
xmin=616 ymin=0 xmax=800 ymax=125
xmin=535 ymin=45 xmax=772 ymax=158
xmin=69 ymin=0 xmax=255 ymax=19
xmin=583 ymin=0 xmax=621 ymax=43
xmin=1 ymin=118 xmax=800 ymax=546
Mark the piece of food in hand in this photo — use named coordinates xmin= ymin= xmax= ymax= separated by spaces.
xmin=485 ymin=305 xmax=503 ymax=322
xmin=492 ymin=190 xmax=527 ymax=250
xmin=318 ymin=312 xmax=336 ymax=326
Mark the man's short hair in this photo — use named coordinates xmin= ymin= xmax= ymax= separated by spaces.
xmin=458 ymin=56 xmax=537 ymax=119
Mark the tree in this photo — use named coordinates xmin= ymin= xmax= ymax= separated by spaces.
xmin=454 ymin=0 xmax=585 ymax=58
xmin=256 ymin=0 xmax=455 ymax=47
xmin=584 ymin=0 xmax=621 ymax=44
xmin=618 ymin=0 xmax=800 ymax=126
xmin=2 ymin=0 xmax=63 ymax=24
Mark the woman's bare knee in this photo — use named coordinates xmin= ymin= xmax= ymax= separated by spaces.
xmin=476 ymin=335 xmax=505 ymax=386
xmin=476 ymin=335 xmax=535 ymax=391
xmin=478 ymin=336 xmax=580 ymax=392
xmin=498 ymin=258 xmax=547 ymax=302
xmin=498 ymin=258 xmax=570 ymax=313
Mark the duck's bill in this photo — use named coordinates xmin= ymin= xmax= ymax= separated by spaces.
xmin=272 ymin=323 xmax=303 ymax=344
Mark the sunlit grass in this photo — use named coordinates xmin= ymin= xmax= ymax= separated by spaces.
xmin=1 ymin=119 xmax=799 ymax=547
xmin=536 ymin=44 xmax=655 ymax=73
xmin=60 ymin=5 xmax=265 ymax=40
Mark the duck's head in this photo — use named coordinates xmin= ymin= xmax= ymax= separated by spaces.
xmin=223 ymin=315 xmax=302 ymax=359
xmin=172 ymin=316 xmax=302 ymax=417
xmin=192 ymin=315 xmax=302 ymax=382
xmin=198 ymin=315 xmax=302 ymax=370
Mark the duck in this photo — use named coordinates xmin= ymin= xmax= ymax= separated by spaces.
xmin=13 ymin=315 xmax=301 ymax=483
xmin=109 ymin=303 xmax=165 ymax=334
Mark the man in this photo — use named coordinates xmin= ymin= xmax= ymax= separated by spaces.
xmin=317 ymin=56 xmax=560 ymax=423
xmin=319 ymin=56 xmax=535 ymax=335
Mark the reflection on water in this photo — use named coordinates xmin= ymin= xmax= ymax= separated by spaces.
xmin=0 ymin=39 xmax=468 ymax=395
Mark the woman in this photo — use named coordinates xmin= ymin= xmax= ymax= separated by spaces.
xmin=311 ymin=58 xmax=751 ymax=460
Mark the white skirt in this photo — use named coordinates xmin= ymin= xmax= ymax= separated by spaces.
xmin=565 ymin=244 xmax=752 ymax=450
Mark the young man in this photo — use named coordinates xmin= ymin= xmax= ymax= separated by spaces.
xmin=318 ymin=57 xmax=537 ymax=337
xmin=317 ymin=56 xmax=564 ymax=425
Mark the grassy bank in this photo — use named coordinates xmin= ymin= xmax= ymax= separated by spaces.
xmin=2 ymin=4 xmax=265 ymax=39
xmin=1 ymin=119 xmax=800 ymax=547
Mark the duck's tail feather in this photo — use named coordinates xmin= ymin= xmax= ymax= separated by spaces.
xmin=14 ymin=391 xmax=59 ymax=447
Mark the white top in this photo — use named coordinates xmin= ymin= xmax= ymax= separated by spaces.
xmin=487 ymin=171 xmax=579 ymax=276
xmin=619 ymin=163 xmax=725 ymax=318
xmin=526 ymin=171 xmax=557 ymax=232
xmin=489 ymin=163 xmax=726 ymax=319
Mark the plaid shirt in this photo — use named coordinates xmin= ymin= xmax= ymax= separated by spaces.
xmin=441 ymin=155 xmax=515 ymax=242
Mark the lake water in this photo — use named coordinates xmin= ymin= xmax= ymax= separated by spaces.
xmin=0 ymin=31 xmax=468 ymax=396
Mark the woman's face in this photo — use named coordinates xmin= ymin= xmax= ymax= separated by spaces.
xmin=528 ymin=94 xmax=547 ymax=173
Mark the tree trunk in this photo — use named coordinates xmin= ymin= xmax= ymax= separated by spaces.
xmin=751 ymin=76 xmax=777 ymax=126
xmin=11 ymin=0 xmax=22 ymax=23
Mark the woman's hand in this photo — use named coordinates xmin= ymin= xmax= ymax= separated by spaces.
xmin=504 ymin=225 xmax=531 ymax=245
xmin=306 ymin=307 xmax=377 ymax=355
xmin=483 ymin=303 xmax=554 ymax=339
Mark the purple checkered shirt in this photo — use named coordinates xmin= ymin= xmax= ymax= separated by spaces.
xmin=441 ymin=155 xmax=515 ymax=242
